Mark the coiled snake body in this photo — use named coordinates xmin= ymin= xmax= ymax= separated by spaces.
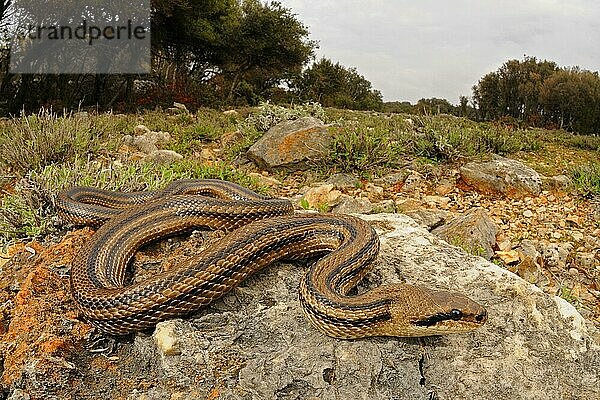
xmin=58 ymin=179 xmax=487 ymax=338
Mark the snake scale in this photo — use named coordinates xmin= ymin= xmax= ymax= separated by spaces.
xmin=57 ymin=179 xmax=487 ymax=338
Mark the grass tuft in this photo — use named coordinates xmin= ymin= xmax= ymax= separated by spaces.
xmin=0 ymin=158 xmax=266 ymax=246
xmin=0 ymin=109 xmax=100 ymax=175
xmin=571 ymin=162 xmax=600 ymax=197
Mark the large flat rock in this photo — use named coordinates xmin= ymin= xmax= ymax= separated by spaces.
xmin=122 ymin=214 xmax=600 ymax=400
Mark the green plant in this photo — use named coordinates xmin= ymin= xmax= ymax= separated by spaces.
xmin=325 ymin=121 xmax=406 ymax=173
xmin=299 ymin=198 xmax=310 ymax=210
xmin=0 ymin=109 xmax=101 ymax=175
xmin=0 ymin=158 xmax=266 ymax=245
xmin=570 ymin=162 xmax=600 ymax=197
xmin=448 ymin=236 xmax=488 ymax=258
xmin=558 ymin=286 xmax=581 ymax=307
xmin=243 ymin=101 xmax=325 ymax=132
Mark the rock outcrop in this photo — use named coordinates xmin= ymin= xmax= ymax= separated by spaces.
xmin=247 ymin=117 xmax=333 ymax=170
xmin=460 ymin=155 xmax=543 ymax=196
xmin=2 ymin=215 xmax=599 ymax=399
xmin=123 ymin=125 xmax=183 ymax=164
xmin=432 ymin=208 xmax=499 ymax=259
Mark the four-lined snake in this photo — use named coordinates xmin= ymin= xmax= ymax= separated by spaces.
xmin=57 ymin=179 xmax=487 ymax=338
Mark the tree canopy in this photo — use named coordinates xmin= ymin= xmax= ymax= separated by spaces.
xmin=472 ymin=57 xmax=600 ymax=134
xmin=0 ymin=0 xmax=319 ymax=113
xmin=293 ymin=58 xmax=383 ymax=111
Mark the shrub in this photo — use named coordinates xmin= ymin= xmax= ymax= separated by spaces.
xmin=0 ymin=109 xmax=99 ymax=175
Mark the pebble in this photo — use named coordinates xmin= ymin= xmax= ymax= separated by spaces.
xmin=154 ymin=323 xmax=181 ymax=356
xmin=523 ymin=210 xmax=534 ymax=218
xmin=570 ymin=231 xmax=584 ymax=242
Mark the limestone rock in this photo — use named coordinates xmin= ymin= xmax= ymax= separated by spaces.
xmin=403 ymin=209 xmax=451 ymax=230
xmin=460 ymin=155 xmax=542 ymax=197
xmin=325 ymin=173 xmax=359 ymax=190
xmin=376 ymin=171 xmax=409 ymax=186
xmin=332 ymin=195 xmax=373 ymax=214
xmin=109 ymin=215 xmax=600 ymax=399
xmin=541 ymin=174 xmax=571 ymax=192
xmin=302 ymin=184 xmax=342 ymax=210
xmin=247 ymin=117 xmax=333 ymax=170
xmin=432 ymin=208 xmax=498 ymax=259
xmin=146 ymin=150 xmax=184 ymax=164
xmin=4 ymin=215 xmax=599 ymax=399
xmin=372 ymin=199 xmax=396 ymax=214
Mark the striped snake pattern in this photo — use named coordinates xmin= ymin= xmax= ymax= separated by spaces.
xmin=58 ymin=179 xmax=487 ymax=338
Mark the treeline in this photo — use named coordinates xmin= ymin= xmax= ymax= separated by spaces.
xmin=472 ymin=57 xmax=600 ymax=134
xmin=384 ymin=96 xmax=474 ymax=118
xmin=0 ymin=0 xmax=382 ymax=114
xmin=385 ymin=57 xmax=600 ymax=135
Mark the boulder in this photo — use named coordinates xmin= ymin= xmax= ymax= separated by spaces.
xmin=247 ymin=117 xmax=333 ymax=170
xmin=109 ymin=215 xmax=600 ymax=398
xmin=403 ymin=209 xmax=451 ymax=230
xmin=3 ymin=215 xmax=599 ymax=399
xmin=460 ymin=155 xmax=543 ymax=196
xmin=432 ymin=208 xmax=498 ymax=259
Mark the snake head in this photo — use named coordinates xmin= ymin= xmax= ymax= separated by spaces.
xmin=385 ymin=285 xmax=487 ymax=337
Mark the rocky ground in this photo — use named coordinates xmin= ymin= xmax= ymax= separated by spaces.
xmin=1 ymin=113 xmax=599 ymax=399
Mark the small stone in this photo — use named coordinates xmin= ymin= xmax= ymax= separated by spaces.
xmin=326 ymin=174 xmax=359 ymax=190
xmin=372 ymin=200 xmax=396 ymax=214
xmin=134 ymin=124 xmax=151 ymax=135
xmin=365 ymin=184 xmax=385 ymax=201
xmin=570 ymin=231 xmax=584 ymax=242
xmin=303 ymin=184 xmax=342 ymax=209
xmin=424 ymin=196 xmax=451 ymax=208
xmin=223 ymin=110 xmax=239 ymax=117
xmin=378 ymin=172 xmax=408 ymax=186
xmin=552 ymin=232 xmax=562 ymax=240
xmin=147 ymin=150 xmax=184 ymax=164
xmin=201 ymin=148 xmax=218 ymax=161
xmin=523 ymin=210 xmax=534 ymax=218
xmin=173 ymin=102 xmax=188 ymax=111
xmin=497 ymin=238 xmax=513 ymax=252
xmin=154 ymin=322 xmax=181 ymax=356
xmin=435 ymin=179 xmax=455 ymax=196
xmin=395 ymin=198 xmax=422 ymax=213
xmin=402 ymin=172 xmax=424 ymax=192
xmin=575 ymin=253 xmax=595 ymax=269
xmin=495 ymin=250 xmax=520 ymax=265
xmin=333 ymin=195 xmax=373 ymax=214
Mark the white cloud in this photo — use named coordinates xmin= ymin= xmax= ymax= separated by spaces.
xmin=279 ymin=0 xmax=600 ymax=102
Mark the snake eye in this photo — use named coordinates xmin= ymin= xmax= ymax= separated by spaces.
xmin=450 ymin=309 xmax=463 ymax=321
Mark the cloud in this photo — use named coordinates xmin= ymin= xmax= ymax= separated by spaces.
xmin=279 ymin=0 xmax=600 ymax=103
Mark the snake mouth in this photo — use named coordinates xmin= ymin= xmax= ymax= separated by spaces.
xmin=411 ymin=308 xmax=488 ymax=330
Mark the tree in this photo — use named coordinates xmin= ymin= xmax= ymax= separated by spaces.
xmin=294 ymin=58 xmax=383 ymax=111
xmin=219 ymin=0 xmax=316 ymax=104
xmin=540 ymin=68 xmax=600 ymax=134
xmin=473 ymin=57 xmax=600 ymax=134
xmin=414 ymin=97 xmax=456 ymax=115
xmin=472 ymin=56 xmax=558 ymax=122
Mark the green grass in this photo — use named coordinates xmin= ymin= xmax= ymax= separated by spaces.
xmin=318 ymin=112 xmax=542 ymax=174
xmin=0 ymin=109 xmax=102 ymax=175
xmin=0 ymin=159 xmax=267 ymax=246
xmin=2 ymin=104 xmax=598 ymax=246
xmin=570 ymin=162 xmax=600 ymax=197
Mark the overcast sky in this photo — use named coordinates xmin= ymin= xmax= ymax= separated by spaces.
xmin=278 ymin=0 xmax=600 ymax=103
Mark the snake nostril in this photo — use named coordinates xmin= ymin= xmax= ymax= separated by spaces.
xmin=475 ymin=311 xmax=486 ymax=322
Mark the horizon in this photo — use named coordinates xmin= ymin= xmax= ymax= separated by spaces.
xmin=278 ymin=0 xmax=600 ymax=103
